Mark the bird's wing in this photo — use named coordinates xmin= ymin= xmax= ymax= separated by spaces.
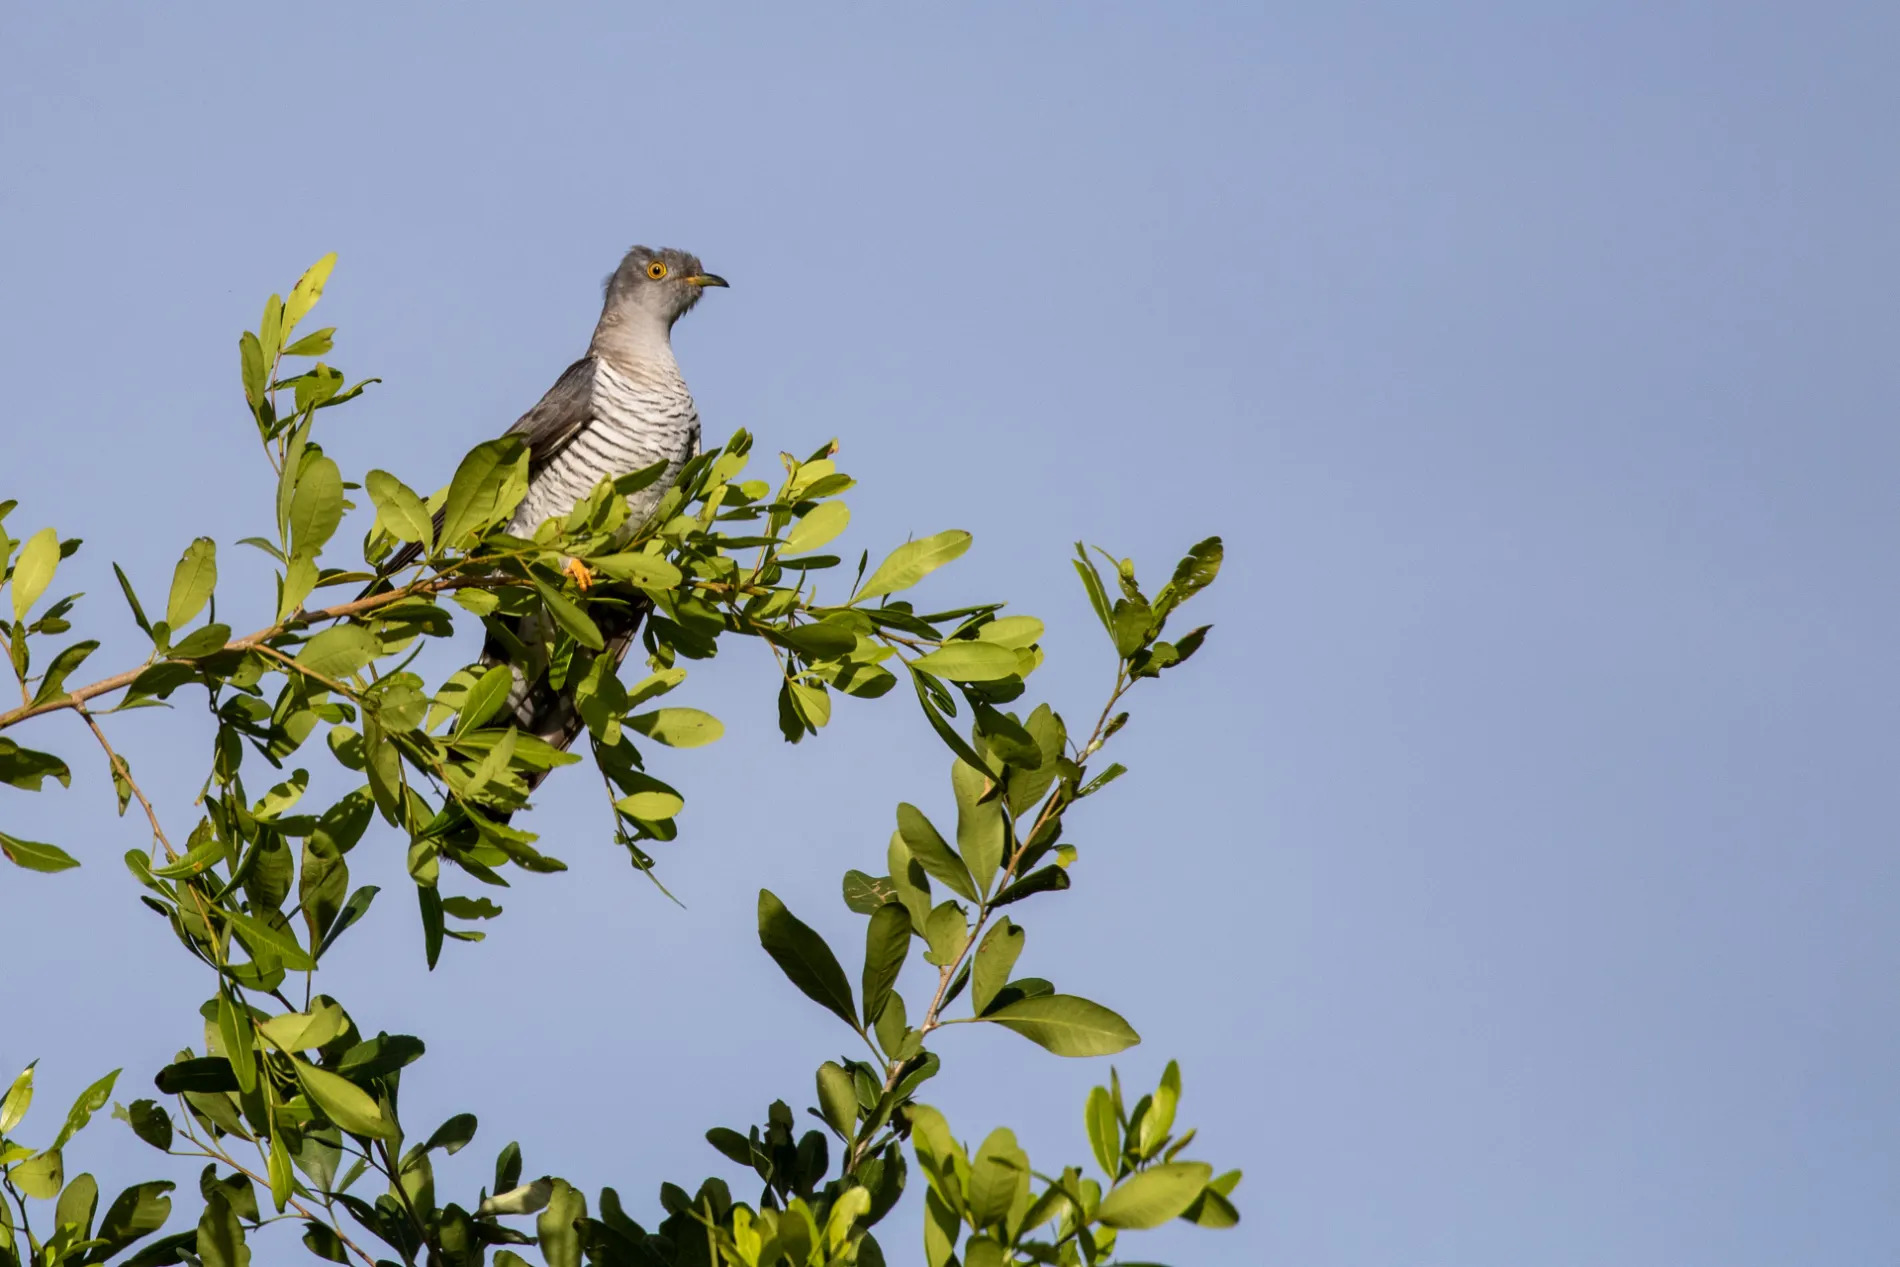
xmin=376 ymin=357 xmax=599 ymax=577
xmin=505 ymin=355 xmax=598 ymax=475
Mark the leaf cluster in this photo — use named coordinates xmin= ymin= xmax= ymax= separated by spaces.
xmin=0 ymin=257 xmax=1235 ymax=1267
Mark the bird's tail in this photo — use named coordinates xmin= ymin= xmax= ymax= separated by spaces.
xmin=484 ymin=591 xmax=652 ymax=812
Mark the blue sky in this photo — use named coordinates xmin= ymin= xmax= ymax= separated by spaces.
xmin=2 ymin=4 xmax=1896 ymax=1264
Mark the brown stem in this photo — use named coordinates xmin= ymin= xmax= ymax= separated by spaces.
xmin=77 ymin=703 xmax=177 ymax=862
xmin=175 ymin=1121 xmax=380 ymax=1267
xmin=0 ymin=573 xmax=487 ymax=732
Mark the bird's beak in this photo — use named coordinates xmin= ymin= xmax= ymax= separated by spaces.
xmin=684 ymin=273 xmax=729 ymax=288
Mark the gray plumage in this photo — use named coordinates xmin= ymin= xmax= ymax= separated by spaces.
xmin=387 ymin=246 xmax=727 ymax=797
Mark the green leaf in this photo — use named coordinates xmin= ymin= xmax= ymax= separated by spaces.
xmin=975 ymin=615 xmax=1044 ymax=649
xmin=169 ymin=623 xmax=231 ymax=660
xmin=1111 ymin=598 xmax=1153 ymax=658
xmin=991 ymin=865 xmax=1071 ymax=907
xmin=453 ymin=663 xmax=515 ymax=737
xmin=953 ymin=760 xmax=1005 ymax=895
xmin=419 ymin=1112 xmax=479 ymax=1156
xmin=588 ymin=552 xmax=684 ymax=588
xmin=196 ymin=1191 xmax=250 ymax=1267
xmin=971 ymin=919 xmax=1024 ymax=1015
xmin=0 ymin=1063 xmax=33 ymax=1133
xmin=908 ymin=669 xmax=993 ymax=774
xmin=290 ymin=1058 xmax=396 ymax=1139
xmin=776 ymin=621 xmax=857 ymax=662
xmin=365 ymin=470 xmax=433 ymax=548
xmin=784 ymin=502 xmax=850 ymax=555
xmin=1072 ymin=544 xmax=1114 ymax=635
xmin=860 ymin=903 xmax=911 ymax=1025
xmin=531 ymin=577 xmax=603 ymax=650
xmin=536 ymin=1178 xmax=586 ymax=1267
xmin=10 ymin=1148 xmax=62 ymax=1198
xmin=1139 ymin=1060 xmax=1181 ymax=1158
xmin=922 ymin=901 xmax=968 ymax=967
xmin=223 ymin=907 xmax=316 ymax=971
xmin=288 ymin=456 xmax=344 ymax=561
xmin=266 ymin=1129 xmax=292 ymax=1213
xmin=910 ymin=641 xmax=1021 ymax=683
xmin=895 ymin=803 xmax=977 ymax=902
xmin=1156 ymin=536 xmax=1223 ymax=615
xmin=983 ymin=995 xmax=1139 ymax=1057
xmin=615 ymin=790 xmax=683 ymax=820
xmin=1094 ymin=1162 xmax=1214 ymax=1229
xmin=441 ymin=896 xmax=503 ymax=920
xmin=117 ymin=1099 xmax=174 ymax=1151
xmin=31 ymin=639 xmax=97 ymax=705
xmin=112 ymin=563 xmax=154 ymax=636
xmin=1181 ymin=1171 xmax=1243 ymax=1227
xmin=0 ymin=740 xmax=72 ymax=792
xmin=439 ymin=438 xmax=529 ymax=547
xmin=758 ymin=889 xmax=859 ymax=1031
xmin=967 ymin=1128 xmax=1028 ymax=1231
xmin=217 ymin=990 xmax=256 ymax=1094
xmin=278 ymin=556 xmax=318 ymax=622
xmin=93 ymin=1180 xmax=175 ymax=1255
xmin=283 ymin=253 xmax=336 ymax=334
xmin=239 ymin=331 xmax=266 ymax=409
xmin=842 ymin=870 xmax=898 ymax=916
xmin=855 ymin=530 xmax=971 ymax=602
xmin=296 ymin=625 xmax=376 ymax=679
xmin=152 ymin=1057 xmax=239 ymax=1094
xmin=1086 ymin=1085 xmax=1121 ymax=1178
xmin=316 ymin=885 xmax=379 ymax=959
xmin=256 ymin=1002 xmax=348 ymax=1052
xmin=161 ymin=537 xmax=219 ymax=633
xmin=816 ymin=1062 xmax=857 ymax=1141
xmin=11 ymin=526 xmax=60 ymax=621
xmin=627 ymin=707 xmax=723 ymax=748
xmin=1 ymin=832 xmax=78 ymax=872
xmin=259 ymin=293 xmax=284 ymax=366
xmin=282 ymin=327 xmax=334 ymax=358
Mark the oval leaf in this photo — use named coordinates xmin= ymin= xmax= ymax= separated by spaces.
xmin=165 ymin=537 xmax=218 ymax=630
xmin=1 ymin=833 xmax=79 ymax=873
xmin=439 ymin=438 xmax=529 ymax=547
xmin=976 ymin=616 xmax=1044 ymax=649
xmin=628 ymin=708 xmax=723 ymax=748
xmin=855 ymin=530 xmax=971 ymax=602
xmin=1094 ymin=1162 xmax=1214 ymax=1229
xmin=616 ymin=790 xmax=685 ymax=820
xmin=9 ymin=528 xmax=61 ymax=622
xmin=291 ymin=1058 xmax=396 ymax=1139
xmin=983 ymin=994 xmax=1139 ymax=1057
xmin=911 ymin=641 xmax=1021 ymax=683
xmin=860 ymin=903 xmax=911 ymax=1025
xmin=296 ymin=625 xmax=376 ymax=680
xmin=588 ymin=552 xmax=684 ymax=589
xmin=365 ymin=470 xmax=433 ymax=548
xmin=289 ymin=456 xmax=344 ymax=561
xmin=895 ymin=804 xmax=976 ymax=902
xmin=784 ymin=502 xmax=850 ymax=556
xmin=758 ymin=889 xmax=858 ymax=1031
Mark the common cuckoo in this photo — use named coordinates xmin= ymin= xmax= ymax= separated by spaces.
xmin=385 ymin=245 xmax=727 ymax=787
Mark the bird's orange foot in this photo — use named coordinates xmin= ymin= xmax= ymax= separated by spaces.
xmin=564 ymin=558 xmax=595 ymax=591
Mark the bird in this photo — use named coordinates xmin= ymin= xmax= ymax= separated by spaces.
xmin=381 ymin=245 xmax=727 ymax=796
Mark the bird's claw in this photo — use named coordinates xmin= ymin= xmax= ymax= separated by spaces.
xmin=564 ymin=558 xmax=595 ymax=591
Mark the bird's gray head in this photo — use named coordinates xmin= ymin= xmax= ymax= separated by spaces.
xmin=599 ymin=245 xmax=728 ymax=333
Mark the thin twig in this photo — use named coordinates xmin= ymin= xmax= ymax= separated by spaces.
xmin=174 ymin=1120 xmax=381 ymax=1267
xmin=0 ymin=573 xmax=486 ymax=731
xmin=76 ymin=703 xmax=178 ymax=862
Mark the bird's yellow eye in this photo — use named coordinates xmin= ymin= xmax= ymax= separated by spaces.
xmin=646 ymin=260 xmax=668 ymax=280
